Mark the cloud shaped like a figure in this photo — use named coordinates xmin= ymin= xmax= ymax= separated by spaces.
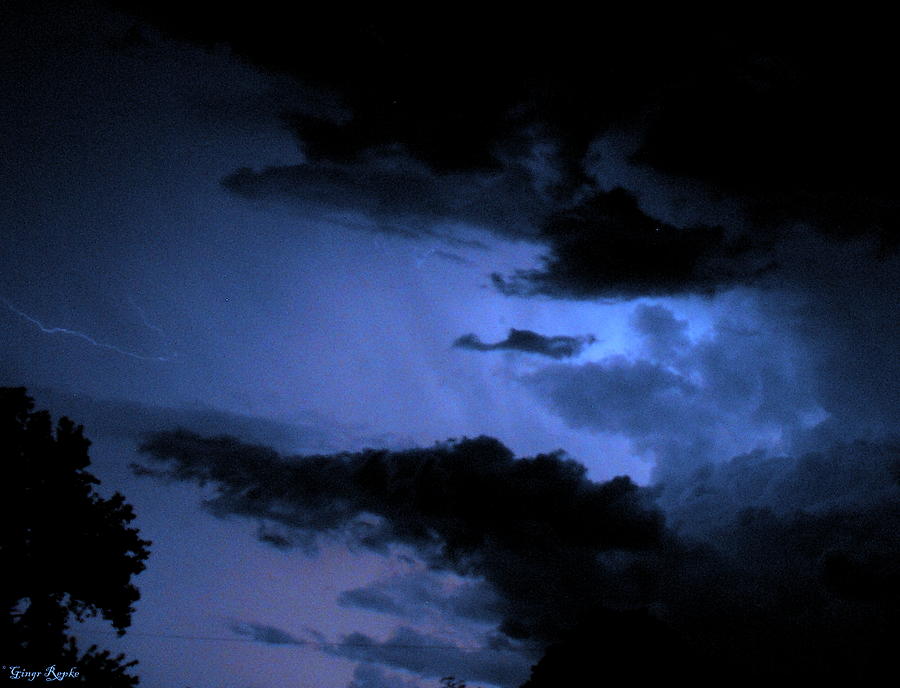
xmin=453 ymin=329 xmax=595 ymax=360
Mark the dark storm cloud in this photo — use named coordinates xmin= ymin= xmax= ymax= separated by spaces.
xmin=328 ymin=627 xmax=530 ymax=688
xmin=772 ymin=245 xmax=900 ymax=446
xmin=660 ymin=441 xmax=900 ymax=684
xmin=116 ymin=5 xmax=898 ymax=297
xmin=629 ymin=39 xmax=900 ymax=250
xmin=513 ymin=312 xmax=900 ymax=681
xmin=453 ymin=329 xmax=595 ymax=360
xmin=137 ymin=433 xmax=665 ymax=641
xmin=136 ymin=421 xmax=900 ymax=682
xmin=659 ymin=439 xmax=900 ymax=538
xmin=118 ymin=6 xmax=897 ymax=197
xmin=110 ymin=5 xmax=653 ymax=175
xmin=491 ymin=188 xmax=774 ymax=299
xmin=228 ymin=621 xmax=306 ymax=646
xmin=222 ymin=157 xmax=549 ymax=240
xmin=516 ymin=438 xmax=900 ymax=685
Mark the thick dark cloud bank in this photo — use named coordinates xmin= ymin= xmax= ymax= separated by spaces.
xmin=116 ymin=5 xmax=898 ymax=295
xmin=137 ymin=429 xmax=900 ymax=685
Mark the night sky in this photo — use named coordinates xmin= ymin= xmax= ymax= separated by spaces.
xmin=2 ymin=4 xmax=899 ymax=687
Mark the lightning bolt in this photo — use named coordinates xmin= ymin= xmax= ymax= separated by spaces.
xmin=2 ymin=297 xmax=176 ymax=362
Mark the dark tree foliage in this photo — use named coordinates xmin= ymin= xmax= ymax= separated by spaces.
xmin=0 ymin=387 xmax=151 ymax=685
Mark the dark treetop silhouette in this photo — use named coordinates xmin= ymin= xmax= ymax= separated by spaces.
xmin=1 ymin=387 xmax=151 ymax=686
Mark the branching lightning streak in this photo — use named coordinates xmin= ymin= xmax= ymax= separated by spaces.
xmin=2 ymin=297 xmax=175 ymax=362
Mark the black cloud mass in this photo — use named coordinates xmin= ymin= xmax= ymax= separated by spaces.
xmin=116 ymin=4 xmax=897 ymax=296
xmin=222 ymin=157 xmax=549 ymax=240
xmin=492 ymin=188 xmax=771 ymax=298
xmin=136 ymin=429 xmax=900 ymax=685
xmin=453 ymin=329 xmax=595 ymax=359
xmin=136 ymin=434 xmax=664 ymax=646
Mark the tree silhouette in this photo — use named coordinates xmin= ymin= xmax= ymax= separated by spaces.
xmin=1 ymin=387 xmax=151 ymax=685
